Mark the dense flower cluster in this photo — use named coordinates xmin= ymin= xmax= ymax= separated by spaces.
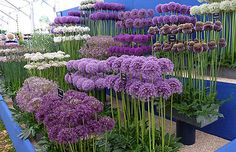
xmin=52 ymin=26 xmax=90 ymax=34
xmin=24 ymin=51 xmax=69 ymax=70
xmin=152 ymin=15 xmax=196 ymax=25
xmin=108 ymin=46 xmax=152 ymax=56
xmin=35 ymin=90 xmax=115 ymax=143
xmin=153 ymin=39 xmax=226 ymax=53
xmin=148 ymin=21 xmax=222 ymax=35
xmin=80 ymin=36 xmax=122 ymax=59
xmin=116 ymin=18 xmax=153 ymax=29
xmin=54 ymin=16 xmax=81 ymax=25
xmin=118 ymin=9 xmax=154 ymax=20
xmin=65 ymin=56 xmax=182 ymax=100
xmin=94 ymin=2 xmax=125 ymax=11
xmin=67 ymin=11 xmax=81 ymax=17
xmin=113 ymin=34 xmax=151 ymax=43
xmin=190 ymin=1 xmax=236 ymax=15
xmin=16 ymin=77 xmax=58 ymax=113
xmin=155 ymin=2 xmax=191 ymax=14
xmin=89 ymin=12 xmax=119 ymax=20
xmin=53 ymin=34 xmax=91 ymax=43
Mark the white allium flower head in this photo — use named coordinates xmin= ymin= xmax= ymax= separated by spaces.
xmin=220 ymin=0 xmax=231 ymax=11
xmin=200 ymin=4 xmax=210 ymax=14
xmin=208 ymin=2 xmax=220 ymax=13
xmin=190 ymin=6 xmax=201 ymax=15
xmin=230 ymin=0 xmax=236 ymax=11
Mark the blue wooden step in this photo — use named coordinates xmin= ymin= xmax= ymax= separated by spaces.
xmin=216 ymin=139 xmax=236 ymax=152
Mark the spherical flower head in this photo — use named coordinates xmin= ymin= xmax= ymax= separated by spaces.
xmin=170 ymin=24 xmax=179 ymax=34
xmin=129 ymin=57 xmax=145 ymax=77
xmin=208 ymin=40 xmax=217 ymax=50
xmin=168 ymin=2 xmax=177 ymax=12
xmin=112 ymin=57 xmax=123 ymax=73
xmin=156 ymin=4 xmax=162 ymax=13
xmin=147 ymin=9 xmax=154 ymax=17
xmin=125 ymin=19 xmax=134 ymax=28
xmin=148 ymin=26 xmax=158 ymax=35
xmin=138 ymin=83 xmax=156 ymax=101
xmin=163 ymin=42 xmax=172 ymax=52
xmin=156 ymin=16 xmax=163 ymax=24
xmin=141 ymin=60 xmax=161 ymax=81
xmin=124 ymin=11 xmax=131 ymax=19
xmin=195 ymin=21 xmax=204 ymax=32
xmin=118 ymin=11 xmax=125 ymax=20
xmin=176 ymin=43 xmax=185 ymax=52
xmin=175 ymin=3 xmax=181 ymax=13
xmin=105 ymin=75 xmax=119 ymax=89
xmin=48 ymin=124 xmax=64 ymax=142
xmin=190 ymin=6 xmax=200 ymax=15
xmin=178 ymin=15 xmax=186 ymax=24
xmin=116 ymin=21 xmax=125 ymax=29
xmin=98 ymin=61 xmax=109 ymax=73
xmin=230 ymin=1 xmax=236 ymax=11
xmin=106 ymin=56 xmax=118 ymax=72
xmin=202 ymin=42 xmax=209 ymax=52
xmin=83 ymin=96 xmax=104 ymax=113
xmin=166 ymin=78 xmax=182 ymax=94
xmin=133 ymin=19 xmax=142 ymax=28
xmin=182 ymin=23 xmax=193 ymax=34
xmin=171 ymin=44 xmax=178 ymax=52
xmin=219 ymin=38 xmax=227 ymax=48
xmin=220 ymin=1 xmax=231 ymax=12
xmin=157 ymin=58 xmax=174 ymax=74
xmin=82 ymin=79 xmax=95 ymax=91
xmin=77 ymin=60 xmax=87 ymax=73
xmin=160 ymin=24 xmax=171 ymax=35
xmin=85 ymin=62 xmax=99 ymax=74
xmin=76 ymin=78 xmax=87 ymax=90
xmin=161 ymin=4 xmax=169 ymax=13
xmin=57 ymin=128 xmax=78 ymax=144
xmin=130 ymin=9 xmax=139 ymax=19
xmin=120 ymin=58 xmax=132 ymax=73
xmin=95 ymin=78 xmax=106 ymax=89
xmin=113 ymin=77 xmax=126 ymax=92
xmin=128 ymin=81 xmax=143 ymax=98
xmin=203 ymin=21 xmax=214 ymax=31
xmin=170 ymin=15 xmax=178 ymax=24
xmin=66 ymin=60 xmax=75 ymax=71
xmin=98 ymin=116 xmax=115 ymax=131
xmin=65 ymin=73 xmax=72 ymax=84
xmin=155 ymin=80 xmax=172 ymax=99
xmin=200 ymin=4 xmax=210 ymax=14
xmin=153 ymin=42 xmax=162 ymax=52
xmin=193 ymin=43 xmax=203 ymax=53
xmin=214 ymin=21 xmax=222 ymax=32
xmin=138 ymin=9 xmax=147 ymax=18
xmin=209 ymin=2 xmax=220 ymax=13
xmin=187 ymin=41 xmax=195 ymax=51
xmin=180 ymin=5 xmax=188 ymax=14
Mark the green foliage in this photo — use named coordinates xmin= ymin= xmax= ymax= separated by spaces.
xmin=27 ymin=33 xmax=59 ymax=52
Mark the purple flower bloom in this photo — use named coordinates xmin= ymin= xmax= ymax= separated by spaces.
xmin=153 ymin=42 xmax=162 ymax=52
xmin=141 ymin=60 xmax=161 ymax=80
xmin=120 ymin=58 xmax=132 ymax=73
xmin=105 ymin=75 xmax=119 ymax=89
xmin=193 ymin=43 xmax=203 ymax=53
xmin=130 ymin=9 xmax=139 ymax=19
xmin=48 ymin=124 xmax=64 ymax=142
xmin=157 ymin=58 xmax=174 ymax=74
xmin=138 ymin=83 xmax=156 ymax=101
xmin=214 ymin=21 xmax=222 ymax=32
xmin=203 ymin=21 xmax=214 ymax=31
xmin=219 ymin=38 xmax=227 ymax=48
xmin=163 ymin=16 xmax=170 ymax=24
xmin=157 ymin=16 xmax=164 ymax=24
xmin=156 ymin=4 xmax=162 ymax=13
xmin=163 ymin=43 xmax=172 ymax=51
xmin=118 ymin=12 xmax=125 ymax=20
xmin=129 ymin=57 xmax=145 ymax=77
xmin=124 ymin=11 xmax=131 ymax=19
xmin=98 ymin=117 xmax=115 ymax=131
xmin=155 ymin=80 xmax=172 ymax=99
xmin=208 ymin=41 xmax=217 ymax=50
xmin=195 ymin=21 xmax=204 ymax=32
xmin=138 ymin=9 xmax=147 ymax=18
xmin=57 ymin=128 xmax=78 ymax=144
xmin=112 ymin=57 xmax=124 ymax=73
xmin=147 ymin=9 xmax=154 ymax=17
xmin=98 ymin=61 xmax=109 ymax=73
xmin=202 ymin=42 xmax=209 ymax=52
xmin=95 ymin=78 xmax=106 ymax=89
xmin=128 ymin=81 xmax=143 ymax=98
xmin=180 ymin=5 xmax=188 ymax=14
xmin=106 ymin=56 xmax=118 ymax=71
xmin=170 ymin=15 xmax=178 ymax=24
xmin=65 ymin=73 xmax=72 ymax=84
xmin=85 ymin=62 xmax=99 ymax=75
xmin=113 ymin=77 xmax=126 ymax=92
xmin=125 ymin=19 xmax=134 ymax=28
xmin=161 ymin=4 xmax=169 ymax=13
xmin=166 ymin=78 xmax=182 ymax=94
xmin=82 ymin=79 xmax=95 ymax=91
xmin=168 ymin=2 xmax=177 ymax=12
xmin=133 ymin=19 xmax=142 ymax=28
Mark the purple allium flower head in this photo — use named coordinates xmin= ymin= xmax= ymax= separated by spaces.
xmin=182 ymin=23 xmax=193 ymax=34
xmin=171 ymin=44 xmax=178 ymax=52
xmin=65 ymin=73 xmax=72 ymax=84
xmin=98 ymin=117 xmax=115 ymax=131
xmin=178 ymin=15 xmax=186 ymax=24
xmin=77 ymin=60 xmax=87 ymax=73
xmin=155 ymin=80 xmax=172 ymax=99
xmin=208 ymin=41 xmax=217 ymax=50
xmin=219 ymin=38 xmax=227 ymax=48
xmin=166 ymin=78 xmax=182 ymax=94
xmin=152 ymin=17 xmax=158 ymax=25
xmin=112 ymin=57 xmax=124 ymax=73
xmin=176 ymin=43 xmax=185 ymax=52
xmin=48 ymin=124 xmax=64 ymax=142
xmin=118 ymin=11 xmax=125 ymax=20
xmin=116 ymin=21 xmax=125 ymax=29
xmin=157 ymin=58 xmax=174 ymax=74
xmin=66 ymin=60 xmax=75 ymax=71
xmin=163 ymin=43 xmax=172 ymax=51
xmin=133 ymin=19 xmax=142 ymax=28
xmin=157 ymin=16 xmax=164 ymax=24
xmin=163 ymin=16 xmax=170 ymax=24
xmin=128 ymin=81 xmax=143 ymax=98
xmin=195 ymin=21 xmax=204 ymax=32
xmin=75 ymin=125 xmax=89 ymax=139
xmin=113 ymin=77 xmax=126 ymax=92
xmin=153 ymin=42 xmax=162 ymax=52
xmin=187 ymin=41 xmax=195 ymax=51
xmin=147 ymin=9 xmax=154 ymax=17
xmin=175 ymin=3 xmax=181 ymax=13
xmin=180 ymin=5 xmax=188 ymax=14
xmin=120 ymin=58 xmax=132 ymax=73
xmin=57 ymin=128 xmax=78 ymax=144
xmin=170 ymin=24 xmax=179 ymax=34
xmin=156 ymin=4 xmax=162 ymax=13
xmin=160 ymin=24 xmax=171 ymax=35
xmin=95 ymin=78 xmax=106 ymax=89
xmin=85 ymin=62 xmax=99 ymax=75
xmin=130 ymin=9 xmax=139 ymax=19
xmin=168 ymin=2 xmax=177 ymax=12
xmin=106 ymin=56 xmax=118 ymax=71
xmin=98 ymin=61 xmax=109 ymax=73
xmin=161 ymin=4 xmax=169 ymax=12
xmin=125 ymin=19 xmax=134 ymax=28
xmin=138 ymin=83 xmax=156 ymax=101
xmin=148 ymin=26 xmax=158 ymax=35
xmin=202 ymin=42 xmax=209 ymax=52
xmin=124 ymin=11 xmax=131 ymax=19
xmin=141 ymin=60 xmax=161 ymax=80
xmin=138 ymin=9 xmax=147 ymax=18
xmin=170 ymin=15 xmax=178 ymax=24
xmin=76 ymin=78 xmax=87 ymax=90
xmin=193 ymin=43 xmax=203 ymax=53
xmin=83 ymin=96 xmax=104 ymax=112
xmin=129 ymin=57 xmax=145 ymax=77
xmin=82 ymin=79 xmax=95 ymax=91
xmin=105 ymin=75 xmax=119 ymax=89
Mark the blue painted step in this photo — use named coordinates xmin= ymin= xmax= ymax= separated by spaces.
xmin=216 ymin=139 xmax=236 ymax=152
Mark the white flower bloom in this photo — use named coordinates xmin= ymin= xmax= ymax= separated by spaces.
xmin=75 ymin=35 xmax=82 ymax=40
xmin=208 ymin=2 xmax=220 ymax=13
xmin=230 ymin=0 xmax=236 ymax=11
xmin=64 ymin=54 xmax=70 ymax=58
xmin=220 ymin=0 xmax=231 ymax=11
xmin=190 ymin=6 xmax=201 ymax=15
xmin=200 ymin=4 xmax=210 ymax=14
xmin=57 ymin=51 xmax=65 ymax=54
xmin=24 ymin=64 xmax=36 ymax=70
xmin=54 ymin=37 xmax=62 ymax=43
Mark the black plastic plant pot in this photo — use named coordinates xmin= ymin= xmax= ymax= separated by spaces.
xmin=176 ymin=120 xmax=196 ymax=145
